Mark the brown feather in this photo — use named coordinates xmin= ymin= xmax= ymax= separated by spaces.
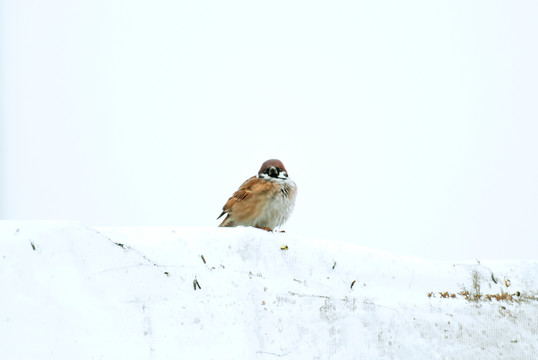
xmin=218 ymin=176 xmax=280 ymax=227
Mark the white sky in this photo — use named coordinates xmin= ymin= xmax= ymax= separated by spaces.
xmin=2 ymin=1 xmax=537 ymax=260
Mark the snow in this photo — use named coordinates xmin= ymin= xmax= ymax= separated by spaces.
xmin=1 ymin=221 xmax=537 ymax=359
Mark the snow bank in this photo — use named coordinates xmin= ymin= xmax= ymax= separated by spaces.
xmin=1 ymin=222 xmax=537 ymax=359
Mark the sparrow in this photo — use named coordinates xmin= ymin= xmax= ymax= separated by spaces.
xmin=217 ymin=159 xmax=297 ymax=231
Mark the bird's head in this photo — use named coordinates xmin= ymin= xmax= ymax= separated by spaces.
xmin=258 ymin=159 xmax=289 ymax=180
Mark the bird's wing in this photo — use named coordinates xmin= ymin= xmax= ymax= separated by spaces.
xmin=217 ymin=176 xmax=257 ymax=219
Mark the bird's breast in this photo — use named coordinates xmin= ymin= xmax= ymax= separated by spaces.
xmin=254 ymin=179 xmax=297 ymax=229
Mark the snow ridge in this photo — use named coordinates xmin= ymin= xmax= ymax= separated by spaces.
xmin=1 ymin=222 xmax=537 ymax=359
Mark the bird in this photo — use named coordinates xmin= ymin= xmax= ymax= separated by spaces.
xmin=217 ymin=159 xmax=297 ymax=231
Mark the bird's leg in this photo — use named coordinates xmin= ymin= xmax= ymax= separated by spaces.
xmin=255 ymin=226 xmax=273 ymax=232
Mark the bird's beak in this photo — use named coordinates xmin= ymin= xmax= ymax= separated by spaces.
xmin=268 ymin=166 xmax=278 ymax=177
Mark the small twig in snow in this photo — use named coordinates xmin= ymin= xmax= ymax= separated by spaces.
xmin=257 ymin=351 xmax=286 ymax=357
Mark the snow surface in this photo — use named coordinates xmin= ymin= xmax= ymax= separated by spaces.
xmin=1 ymin=221 xmax=537 ymax=359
